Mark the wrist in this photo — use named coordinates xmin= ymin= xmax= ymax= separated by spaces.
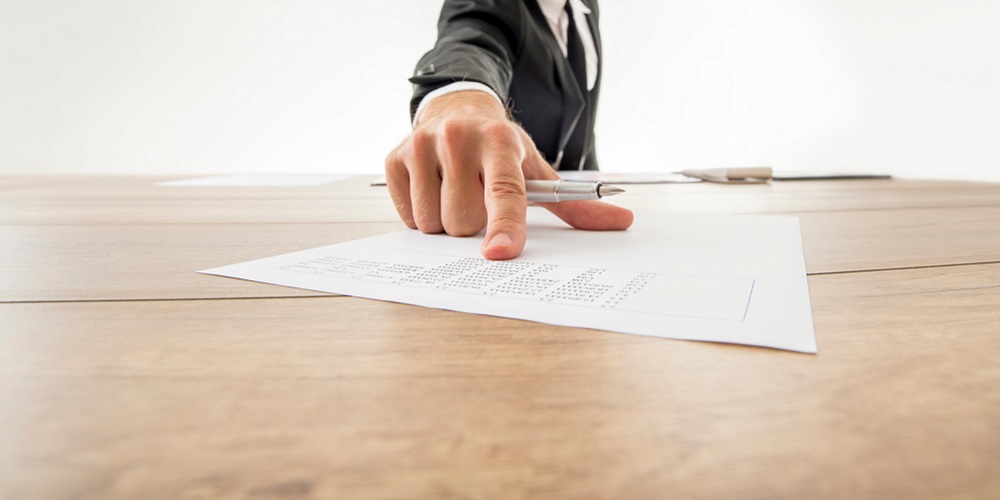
xmin=416 ymin=90 xmax=509 ymax=127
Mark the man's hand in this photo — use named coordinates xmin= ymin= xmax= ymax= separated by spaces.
xmin=384 ymin=90 xmax=633 ymax=260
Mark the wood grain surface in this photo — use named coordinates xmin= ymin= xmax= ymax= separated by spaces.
xmin=1 ymin=175 xmax=998 ymax=499
xmin=3 ymin=206 xmax=1000 ymax=302
xmin=3 ymin=176 xmax=999 ymax=225
xmin=2 ymin=265 xmax=998 ymax=499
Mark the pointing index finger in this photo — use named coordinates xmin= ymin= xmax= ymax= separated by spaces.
xmin=480 ymin=125 xmax=528 ymax=260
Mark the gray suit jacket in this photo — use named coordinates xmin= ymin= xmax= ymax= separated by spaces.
xmin=409 ymin=0 xmax=602 ymax=171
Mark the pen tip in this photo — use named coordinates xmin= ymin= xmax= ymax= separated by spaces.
xmin=599 ymin=184 xmax=625 ymax=198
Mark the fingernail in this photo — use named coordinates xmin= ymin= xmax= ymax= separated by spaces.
xmin=486 ymin=232 xmax=513 ymax=249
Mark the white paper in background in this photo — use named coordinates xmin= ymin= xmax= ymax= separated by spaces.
xmin=156 ymin=175 xmax=354 ymax=187
xmin=202 ymin=210 xmax=817 ymax=353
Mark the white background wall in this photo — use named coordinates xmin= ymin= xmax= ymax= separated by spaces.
xmin=2 ymin=0 xmax=998 ymax=181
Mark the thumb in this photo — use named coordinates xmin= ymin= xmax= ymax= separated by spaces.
xmin=536 ymin=198 xmax=635 ymax=231
xmin=522 ymin=152 xmax=635 ymax=232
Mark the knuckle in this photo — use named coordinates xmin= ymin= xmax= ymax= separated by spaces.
xmin=480 ymin=121 xmax=519 ymax=148
xmin=487 ymin=212 xmax=524 ymax=232
xmin=410 ymin=128 xmax=435 ymax=156
xmin=445 ymin=205 xmax=487 ymax=236
xmin=415 ymin=219 xmax=444 ymax=234
xmin=439 ymin=120 xmax=471 ymax=148
xmin=487 ymin=176 xmax=526 ymax=200
xmin=384 ymin=149 xmax=401 ymax=172
xmin=412 ymin=207 xmax=444 ymax=234
xmin=445 ymin=219 xmax=486 ymax=237
xmin=411 ymin=128 xmax=434 ymax=146
xmin=481 ymin=122 xmax=527 ymax=166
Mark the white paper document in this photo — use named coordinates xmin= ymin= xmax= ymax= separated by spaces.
xmin=202 ymin=210 xmax=816 ymax=353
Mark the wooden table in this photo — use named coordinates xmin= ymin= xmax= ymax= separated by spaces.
xmin=2 ymin=175 xmax=998 ymax=499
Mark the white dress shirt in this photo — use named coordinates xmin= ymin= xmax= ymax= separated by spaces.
xmin=413 ymin=0 xmax=599 ymax=125
xmin=537 ymin=0 xmax=598 ymax=91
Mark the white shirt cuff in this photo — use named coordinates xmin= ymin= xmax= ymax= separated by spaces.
xmin=412 ymin=82 xmax=504 ymax=127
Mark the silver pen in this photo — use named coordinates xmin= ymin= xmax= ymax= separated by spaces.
xmin=525 ymin=179 xmax=625 ymax=202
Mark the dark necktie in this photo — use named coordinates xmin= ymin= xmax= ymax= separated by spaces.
xmin=563 ymin=3 xmax=590 ymax=170
xmin=566 ymin=4 xmax=588 ymax=98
